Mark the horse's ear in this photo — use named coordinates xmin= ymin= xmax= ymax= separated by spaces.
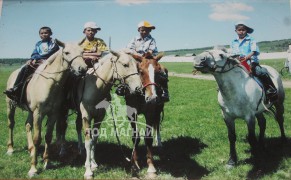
xmin=154 ymin=52 xmax=164 ymax=61
xmin=132 ymin=54 xmax=143 ymax=62
xmin=227 ymin=54 xmax=240 ymax=64
xmin=110 ymin=50 xmax=120 ymax=59
xmin=55 ymin=39 xmax=65 ymax=48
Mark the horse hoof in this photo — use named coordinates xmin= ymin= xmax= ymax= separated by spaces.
xmin=91 ymin=164 xmax=98 ymax=171
xmin=43 ymin=161 xmax=53 ymax=170
xmin=84 ymin=169 xmax=93 ymax=179
xmin=84 ymin=175 xmax=93 ymax=180
xmin=146 ymin=172 xmax=157 ymax=179
xmin=225 ymin=164 xmax=234 ymax=170
xmin=6 ymin=149 xmax=14 ymax=155
xmin=28 ymin=169 xmax=38 ymax=178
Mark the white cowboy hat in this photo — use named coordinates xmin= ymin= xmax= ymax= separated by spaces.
xmin=235 ymin=21 xmax=254 ymax=34
xmin=84 ymin=21 xmax=101 ymax=30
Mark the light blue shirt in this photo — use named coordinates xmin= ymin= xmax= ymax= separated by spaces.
xmin=126 ymin=34 xmax=158 ymax=56
xmin=231 ymin=34 xmax=260 ymax=64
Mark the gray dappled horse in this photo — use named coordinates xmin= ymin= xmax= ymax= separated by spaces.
xmin=125 ymin=53 xmax=165 ymax=178
xmin=193 ymin=49 xmax=286 ymax=167
xmin=5 ymin=40 xmax=87 ymax=177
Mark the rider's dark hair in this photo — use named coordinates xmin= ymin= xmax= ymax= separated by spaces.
xmin=39 ymin=26 xmax=53 ymax=35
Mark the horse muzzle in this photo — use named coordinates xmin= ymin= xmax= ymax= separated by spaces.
xmin=75 ymin=66 xmax=88 ymax=76
xmin=145 ymin=95 xmax=158 ymax=104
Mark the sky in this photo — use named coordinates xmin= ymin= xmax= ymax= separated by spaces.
xmin=0 ymin=0 xmax=291 ymax=58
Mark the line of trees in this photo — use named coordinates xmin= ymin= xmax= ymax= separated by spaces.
xmin=0 ymin=58 xmax=27 ymax=66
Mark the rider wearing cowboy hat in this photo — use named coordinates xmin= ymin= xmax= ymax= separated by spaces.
xmin=231 ymin=22 xmax=277 ymax=102
xmin=123 ymin=20 xmax=169 ymax=102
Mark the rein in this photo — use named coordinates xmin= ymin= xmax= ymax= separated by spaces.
xmin=205 ymin=51 xmax=241 ymax=73
xmin=92 ymin=56 xmax=140 ymax=86
xmin=33 ymin=53 xmax=83 ymax=74
xmin=143 ymin=82 xmax=158 ymax=88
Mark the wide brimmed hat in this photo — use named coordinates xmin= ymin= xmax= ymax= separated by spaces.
xmin=138 ymin=21 xmax=155 ymax=30
xmin=235 ymin=22 xmax=253 ymax=34
xmin=84 ymin=21 xmax=101 ymax=30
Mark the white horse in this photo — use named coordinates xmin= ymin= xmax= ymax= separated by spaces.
xmin=5 ymin=40 xmax=88 ymax=177
xmin=74 ymin=50 xmax=143 ymax=179
xmin=193 ymin=49 xmax=286 ymax=167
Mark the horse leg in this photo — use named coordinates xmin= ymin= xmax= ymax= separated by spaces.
xmin=28 ymin=110 xmax=44 ymax=177
xmin=25 ymin=112 xmax=34 ymax=156
xmin=55 ymin=108 xmax=69 ymax=157
xmin=246 ymin=116 xmax=258 ymax=154
xmin=129 ymin=114 xmax=140 ymax=177
xmin=256 ymin=113 xmax=266 ymax=146
xmin=154 ymin=110 xmax=163 ymax=147
xmin=81 ymin=106 xmax=93 ymax=179
xmin=7 ymin=101 xmax=16 ymax=155
xmin=274 ymin=102 xmax=287 ymax=142
xmin=144 ymin=118 xmax=157 ymax=179
xmin=43 ymin=113 xmax=58 ymax=170
xmin=224 ymin=116 xmax=237 ymax=167
xmin=76 ymin=111 xmax=84 ymax=154
xmin=90 ymin=110 xmax=105 ymax=172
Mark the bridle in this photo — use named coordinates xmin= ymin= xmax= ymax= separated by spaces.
xmin=33 ymin=50 xmax=84 ymax=74
xmin=143 ymin=82 xmax=158 ymax=88
xmin=92 ymin=55 xmax=140 ymax=89
xmin=204 ymin=51 xmax=241 ymax=73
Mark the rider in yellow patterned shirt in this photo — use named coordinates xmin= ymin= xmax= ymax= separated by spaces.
xmin=79 ymin=21 xmax=108 ymax=68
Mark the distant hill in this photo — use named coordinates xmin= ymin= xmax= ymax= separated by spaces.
xmin=164 ymin=38 xmax=291 ymax=56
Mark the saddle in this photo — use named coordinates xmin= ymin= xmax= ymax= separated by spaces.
xmin=253 ymin=76 xmax=277 ymax=105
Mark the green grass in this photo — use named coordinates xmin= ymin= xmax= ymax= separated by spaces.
xmin=0 ymin=65 xmax=291 ymax=179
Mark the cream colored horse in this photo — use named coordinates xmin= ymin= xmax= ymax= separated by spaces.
xmin=74 ymin=50 xmax=143 ymax=179
xmin=5 ymin=40 xmax=87 ymax=177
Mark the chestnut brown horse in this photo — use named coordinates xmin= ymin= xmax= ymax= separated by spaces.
xmin=125 ymin=52 xmax=166 ymax=178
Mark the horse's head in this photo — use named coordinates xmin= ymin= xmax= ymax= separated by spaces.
xmin=133 ymin=52 xmax=164 ymax=104
xmin=110 ymin=50 xmax=143 ymax=95
xmin=193 ymin=49 xmax=239 ymax=73
xmin=56 ymin=39 xmax=88 ymax=76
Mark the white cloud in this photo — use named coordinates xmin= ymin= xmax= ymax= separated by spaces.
xmin=209 ymin=13 xmax=250 ymax=21
xmin=209 ymin=2 xmax=254 ymax=21
xmin=115 ymin=0 xmax=151 ymax=6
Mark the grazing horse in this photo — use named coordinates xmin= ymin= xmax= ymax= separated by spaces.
xmin=5 ymin=40 xmax=87 ymax=177
xmin=193 ymin=49 xmax=286 ymax=167
xmin=71 ymin=50 xmax=143 ymax=179
xmin=125 ymin=52 xmax=165 ymax=178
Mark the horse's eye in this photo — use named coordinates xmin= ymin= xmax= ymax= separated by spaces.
xmin=64 ymin=52 xmax=70 ymax=55
xmin=123 ymin=63 xmax=129 ymax=67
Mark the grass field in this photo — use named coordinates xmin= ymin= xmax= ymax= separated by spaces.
xmin=0 ymin=63 xmax=291 ymax=179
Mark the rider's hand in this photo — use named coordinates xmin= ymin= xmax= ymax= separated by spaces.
xmin=26 ymin=60 xmax=35 ymax=65
xmin=239 ymin=56 xmax=246 ymax=62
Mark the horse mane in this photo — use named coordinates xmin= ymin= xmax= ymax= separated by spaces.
xmin=46 ymin=50 xmax=61 ymax=65
xmin=35 ymin=50 xmax=61 ymax=73
xmin=98 ymin=52 xmax=112 ymax=66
